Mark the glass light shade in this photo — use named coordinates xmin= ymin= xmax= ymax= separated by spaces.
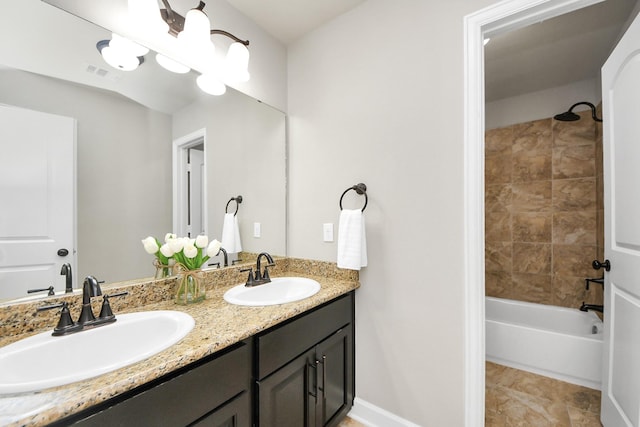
xmin=110 ymin=34 xmax=149 ymax=58
xmin=223 ymin=42 xmax=250 ymax=83
xmin=197 ymin=74 xmax=226 ymax=96
xmin=179 ymin=8 xmax=211 ymax=43
xmin=101 ymin=46 xmax=140 ymax=71
xmin=156 ymin=54 xmax=191 ymax=74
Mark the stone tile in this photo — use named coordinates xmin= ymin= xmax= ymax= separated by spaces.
xmin=513 ymin=119 xmax=552 ymax=154
xmin=337 ymin=417 xmax=366 ymax=427
xmin=596 ymin=209 xmax=604 ymax=248
xmin=486 ymin=361 xmax=508 ymax=385
xmin=513 ymin=243 xmax=551 ymax=274
xmin=552 ymin=245 xmax=597 ymax=277
xmin=486 ymin=211 xmax=512 ymax=242
xmin=486 ymin=127 xmax=513 ymax=157
xmin=511 ymin=273 xmax=551 ymax=304
xmin=486 ymin=241 xmax=512 ymax=272
xmin=552 ymin=144 xmax=596 ymax=179
xmin=553 ymin=110 xmax=596 ymax=147
xmin=486 ymin=184 xmax=512 ymax=213
xmin=512 ymin=151 xmax=552 ymax=183
xmin=512 ymin=181 xmax=552 ymax=212
xmin=486 ymin=154 xmax=513 ymax=184
xmin=553 ymin=211 xmax=597 ymax=245
xmin=513 ymin=212 xmax=552 ymax=243
xmin=566 ymin=406 xmax=602 ymax=427
xmin=486 ymin=271 xmax=512 ymax=299
xmin=488 ymin=385 xmax=571 ymax=426
xmin=552 ymin=275 xmax=588 ymax=309
xmin=552 ymin=178 xmax=596 ymax=212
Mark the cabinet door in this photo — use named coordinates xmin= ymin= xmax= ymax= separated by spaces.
xmin=257 ymin=349 xmax=317 ymax=427
xmin=317 ymin=326 xmax=354 ymax=427
xmin=191 ymin=391 xmax=250 ymax=427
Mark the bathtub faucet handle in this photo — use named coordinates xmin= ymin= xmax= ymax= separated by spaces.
xmin=584 ymin=277 xmax=604 ymax=290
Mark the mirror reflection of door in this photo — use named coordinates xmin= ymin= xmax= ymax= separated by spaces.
xmin=174 ymin=130 xmax=207 ymax=239
xmin=0 ymin=104 xmax=76 ymax=300
xmin=187 ymin=145 xmax=204 ymax=238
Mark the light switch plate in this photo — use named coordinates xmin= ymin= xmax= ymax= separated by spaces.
xmin=323 ymin=223 xmax=334 ymax=242
xmin=253 ymin=222 xmax=261 ymax=238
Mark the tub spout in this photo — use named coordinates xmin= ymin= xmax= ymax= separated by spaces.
xmin=579 ymin=302 xmax=603 ymax=313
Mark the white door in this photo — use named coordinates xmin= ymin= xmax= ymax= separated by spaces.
xmin=600 ymin=11 xmax=640 ymax=427
xmin=0 ymin=105 xmax=75 ymax=300
xmin=189 ymin=147 xmax=205 ymax=237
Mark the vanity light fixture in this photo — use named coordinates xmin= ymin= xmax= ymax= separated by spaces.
xmin=97 ymin=1 xmax=250 ymax=95
xmin=158 ymin=0 xmax=251 ymax=86
xmin=96 ymin=34 xmax=149 ymax=71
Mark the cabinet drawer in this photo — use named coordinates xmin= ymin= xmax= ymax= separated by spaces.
xmin=256 ymin=293 xmax=353 ymax=380
xmin=70 ymin=341 xmax=251 ymax=426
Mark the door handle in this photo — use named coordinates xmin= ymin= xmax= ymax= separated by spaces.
xmin=57 ymin=248 xmax=69 ymax=257
xmin=592 ymin=259 xmax=611 ymax=271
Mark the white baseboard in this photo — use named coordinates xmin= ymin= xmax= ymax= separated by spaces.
xmin=347 ymin=397 xmax=421 ymax=427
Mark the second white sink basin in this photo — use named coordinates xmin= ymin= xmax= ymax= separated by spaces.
xmin=223 ymin=277 xmax=321 ymax=306
xmin=0 ymin=310 xmax=194 ymax=395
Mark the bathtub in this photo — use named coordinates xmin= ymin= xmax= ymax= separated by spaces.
xmin=485 ymin=297 xmax=603 ymax=390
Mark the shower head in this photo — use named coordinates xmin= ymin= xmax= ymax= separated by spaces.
xmin=554 ymin=102 xmax=602 ymax=122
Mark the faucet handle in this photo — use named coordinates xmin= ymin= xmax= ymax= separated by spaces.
xmin=262 ymin=263 xmax=275 ymax=282
xmin=98 ymin=292 xmax=128 ymax=321
xmin=240 ymin=267 xmax=256 ymax=287
xmin=28 ymin=286 xmax=55 ymax=296
xmin=37 ymin=302 xmax=81 ymax=336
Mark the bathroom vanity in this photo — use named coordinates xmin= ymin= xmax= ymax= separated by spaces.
xmin=0 ymin=259 xmax=358 ymax=427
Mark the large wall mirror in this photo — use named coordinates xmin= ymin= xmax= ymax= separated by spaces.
xmin=0 ymin=0 xmax=286 ymax=303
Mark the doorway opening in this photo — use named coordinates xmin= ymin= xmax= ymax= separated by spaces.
xmin=173 ymin=129 xmax=207 ymax=239
xmin=463 ymin=0 xmax=629 ymax=425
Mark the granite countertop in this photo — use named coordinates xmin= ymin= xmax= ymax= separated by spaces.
xmin=0 ymin=259 xmax=359 ymax=426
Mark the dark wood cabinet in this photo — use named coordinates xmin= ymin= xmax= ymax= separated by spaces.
xmin=256 ymin=292 xmax=355 ymax=427
xmin=53 ymin=340 xmax=252 ymax=427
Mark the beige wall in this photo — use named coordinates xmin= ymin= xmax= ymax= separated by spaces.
xmin=0 ymin=69 xmax=173 ymax=284
xmin=287 ymin=0 xmax=496 ymax=424
xmin=485 ymin=110 xmax=604 ymax=308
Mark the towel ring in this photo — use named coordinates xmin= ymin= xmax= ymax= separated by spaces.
xmin=339 ymin=183 xmax=367 ymax=212
xmin=225 ymin=195 xmax=243 ymax=216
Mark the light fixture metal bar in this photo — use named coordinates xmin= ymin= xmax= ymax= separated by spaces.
xmin=159 ymin=0 xmax=249 ymax=45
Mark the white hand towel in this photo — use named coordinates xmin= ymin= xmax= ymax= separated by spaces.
xmin=221 ymin=213 xmax=242 ymax=253
xmin=337 ymin=209 xmax=367 ymax=270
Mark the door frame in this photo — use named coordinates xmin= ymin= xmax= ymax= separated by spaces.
xmin=172 ymin=128 xmax=208 ymax=238
xmin=462 ymin=0 xmax=605 ymax=425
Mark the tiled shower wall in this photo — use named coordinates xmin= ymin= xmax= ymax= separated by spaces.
xmin=485 ymin=110 xmax=604 ymax=309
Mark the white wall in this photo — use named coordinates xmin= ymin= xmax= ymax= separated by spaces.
xmin=485 ymin=77 xmax=600 ymax=129
xmin=287 ymin=0 xmax=495 ymax=424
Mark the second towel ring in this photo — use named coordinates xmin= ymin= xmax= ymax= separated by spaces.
xmin=225 ymin=195 xmax=243 ymax=216
xmin=339 ymin=183 xmax=367 ymax=212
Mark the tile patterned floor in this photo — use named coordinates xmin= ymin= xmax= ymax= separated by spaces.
xmin=486 ymin=362 xmax=602 ymax=426
xmin=338 ymin=416 xmax=366 ymax=427
xmin=339 ymin=363 xmax=601 ymax=426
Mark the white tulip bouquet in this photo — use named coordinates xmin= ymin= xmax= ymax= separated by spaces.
xmin=142 ymin=233 xmax=222 ymax=304
xmin=142 ymin=233 xmax=222 ymax=271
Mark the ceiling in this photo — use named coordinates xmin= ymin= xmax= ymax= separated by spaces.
xmin=223 ymin=0 xmax=636 ymax=101
xmin=225 ymin=0 xmax=366 ymax=45
xmin=485 ymin=0 xmax=637 ymax=102
xmin=10 ymin=0 xmax=639 ymax=111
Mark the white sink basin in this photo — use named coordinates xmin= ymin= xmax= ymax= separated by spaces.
xmin=223 ymin=277 xmax=321 ymax=306
xmin=0 ymin=310 xmax=194 ymax=394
